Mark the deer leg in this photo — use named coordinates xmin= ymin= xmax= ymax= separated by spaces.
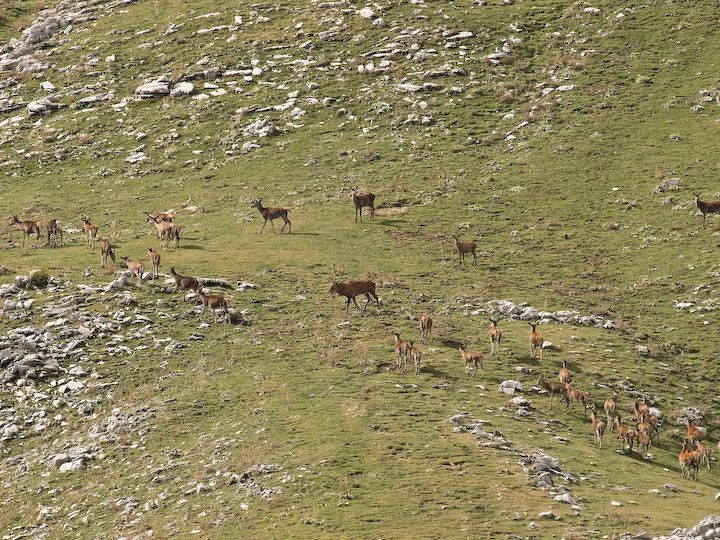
xmin=344 ymin=297 xmax=351 ymax=313
xmin=259 ymin=219 xmax=268 ymax=235
xmin=359 ymin=207 xmax=363 ymax=223
xmin=473 ymin=252 xmax=477 ymax=266
xmin=353 ymin=296 xmax=363 ymax=313
xmin=270 ymin=219 xmax=276 ymax=234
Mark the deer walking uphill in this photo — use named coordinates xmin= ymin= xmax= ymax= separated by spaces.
xmin=9 ymin=216 xmax=41 ymax=247
xmin=169 ymin=267 xmax=199 ymax=294
xmin=558 ymin=360 xmax=571 ymax=384
xmin=695 ymin=193 xmax=720 ymax=229
xmin=419 ymin=314 xmax=433 ymax=344
xmin=529 ymin=323 xmax=544 ymax=362
xmin=350 ymin=188 xmax=375 ymax=223
xmin=251 ymin=198 xmax=291 ymax=235
xmin=590 ymin=407 xmax=605 ymax=449
xmin=393 ymin=333 xmax=411 ymax=369
xmin=194 ymin=283 xmax=231 ymax=324
xmin=489 ymin=319 xmax=502 ymax=359
xmin=451 ymin=235 xmax=477 ymax=266
xmin=81 ymin=218 xmax=98 ymax=251
xmin=147 ymin=248 xmax=161 ymax=279
xmin=459 ymin=347 xmax=483 ymax=377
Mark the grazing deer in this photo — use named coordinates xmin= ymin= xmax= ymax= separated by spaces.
xmin=100 ymin=239 xmax=115 ymax=268
xmin=537 ymin=377 xmax=568 ymax=409
xmin=9 ymin=215 xmax=41 ymax=247
xmin=145 ymin=211 xmax=175 ymax=223
xmin=147 ymin=248 xmax=161 ymax=279
xmin=590 ymin=406 xmax=605 ymax=449
xmin=146 ymin=214 xmax=180 ymax=249
xmin=350 ymin=188 xmax=375 ymax=223
xmin=393 ymin=333 xmax=411 ymax=369
xmin=45 ymin=219 xmax=63 ymax=247
xmin=696 ymin=441 xmax=712 ymax=471
xmin=408 ymin=341 xmax=422 ymax=375
xmin=251 ymin=198 xmax=291 ymax=234
xmin=194 ymin=283 xmax=230 ymax=324
xmin=614 ymin=415 xmax=636 ymax=454
xmin=121 ymin=256 xmax=144 ymax=286
xmin=169 ymin=267 xmax=199 ymax=293
xmin=451 ymin=234 xmax=477 ymax=266
xmin=679 ymin=439 xmax=700 ymax=480
xmin=459 ymin=347 xmax=483 ymax=377
xmin=529 ymin=323 xmax=544 ymax=362
xmin=329 ymin=278 xmax=379 ymax=314
xmin=604 ymin=392 xmax=618 ymax=432
xmin=694 ymin=193 xmax=720 ymax=229
xmin=558 ymin=360 xmax=571 ymax=384
xmin=565 ymin=386 xmax=589 ymax=414
xmin=489 ymin=318 xmax=502 ymax=359
xmin=81 ymin=218 xmax=98 ymax=251
xmin=419 ymin=314 xmax=433 ymax=344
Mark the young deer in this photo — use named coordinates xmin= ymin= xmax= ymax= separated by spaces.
xmin=637 ymin=431 xmax=652 ymax=459
xmin=633 ymin=398 xmax=650 ymax=424
xmin=565 ymin=386 xmax=589 ymax=414
xmin=194 ymin=283 xmax=230 ymax=324
xmin=590 ymin=406 xmax=605 ymax=449
xmin=9 ymin=215 xmax=41 ymax=247
xmin=489 ymin=318 xmax=502 ymax=359
xmin=169 ymin=267 xmax=199 ymax=293
xmin=604 ymin=392 xmax=618 ymax=432
xmin=121 ymin=256 xmax=144 ymax=286
xmin=679 ymin=439 xmax=700 ymax=480
xmin=146 ymin=214 xmax=180 ymax=249
xmin=694 ymin=193 xmax=720 ymax=229
xmin=529 ymin=323 xmax=544 ymax=362
xmin=251 ymin=198 xmax=291 ymax=234
xmin=100 ymin=239 xmax=115 ymax=268
xmin=408 ymin=341 xmax=422 ymax=375
xmin=696 ymin=441 xmax=712 ymax=471
xmin=614 ymin=415 xmax=636 ymax=454
xmin=558 ymin=360 xmax=571 ymax=384
xmin=451 ymin=234 xmax=477 ymax=266
xmin=419 ymin=314 xmax=433 ymax=344
xmin=687 ymin=418 xmax=707 ymax=443
xmin=393 ymin=333 xmax=411 ymax=369
xmin=330 ymin=279 xmax=379 ymax=314
xmin=537 ymin=377 xmax=568 ymax=409
xmin=45 ymin=219 xmax=63 ymax=247
xmin=459 ymin=347 xmax=483 ymax=377
xmin=147 ymin=248 xmax=161 ymax=279
xmin=350 ymin=188 xmax=376 ymax=223
xmin=81 ymin=218 xmax=98 ymax=251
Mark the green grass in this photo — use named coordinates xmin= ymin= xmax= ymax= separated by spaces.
xmin=3 ymin=0 xmax=720 ymax=537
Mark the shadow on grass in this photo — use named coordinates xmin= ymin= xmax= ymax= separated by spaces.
xmin=179 ymin=245 xmax=204 ymax=250
xmin=373 ymin=219 xmax=404 ymax=227
xmin=422 ymin=364 xmax=457 ymax=380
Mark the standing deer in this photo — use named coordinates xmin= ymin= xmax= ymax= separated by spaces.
xmin=329 ymin=269 xmax=379 ymax=314
xmin=529 ymin=323 xmax=544 ymax=362
xmin=451 ymin=234 xmax=477 ymax=266
xmin=459 ymin=347 xmax=484 ymax=377
xmin=169 ymin=267 xmax=199 ymax=293
xmin=146 ymin=214 xmax=180 ymax=249
xmin=408 ymin=341 xmax=422 ymax=375
xmin=350 ymin=188 xmax=376 ymax=223
xmin=46 ymin=219 xmax=63 ymax=247
xmin=679 ymin=439 xmax=700 ymax=480
xmin=251 ymin=198 xmax=291 ymax=234
xmin=81 ymin=218 xmax=98 ymax=251
xmin=121 ymin=256 xmax=144 ymax=286
xmin=419 ymin=314 xmax=433 ymax=344
xmin=558 ymin=360 xmax=571 ymax=384
xmin=100 ymin=239 xmax=115 ymax=268
xmin=147 ymin=248 xmax=161 ymax=279
xmin=144 ymin=211 xmax=175 ymax=223
xmin=604 ymin=392 xmax=618 ymax=432
xmin=537 ymin=377 xmax=568 ymax=409
xmin=489 ymin=318 xmax=502 ymax=359
xmin=8 ymin=216 xmax=41 ymax=247
xmin=694 ymin=193 xmax=720 ymax=229
xmin=590 ymin=406 xmax=605 ymax=449
xmin=194 ymin=283 xmax=230 ymax=324
xmin=393 ymin=333 xmax=411 ymax=369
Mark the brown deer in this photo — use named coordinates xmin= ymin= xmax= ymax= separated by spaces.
xmin=680 ymin=439 xmax=700 ymax=480
xmin=419 ymin=314 xmax=433 ymax=344
xmin=9 ymin=215 xmax=41 ymax=247
xmin=169 ymin=267 xmax=199 ymax=293
xmin=633 ymin=398 xmax=650 ymax=424
xmin=696 ymin=441 xmax=712 ymax=471
xmin=529 ymin=323 xmax=544 ymax=362
xmin=350 ymin=188 xmax=375 ymax=223
xmin=194 ymin=283 xmax=230 ymax=324
xmin=695 ymin=193 xmax=720 ymax=229
xmin=393 ymin=333 xmax=411 ymax=369
xmin=145 ymin=211 xmax=175 ymax=223
xmin=408 ymin=341 xmax=422 ymax=375
xmin=121 ymin=256 xmax=144 ymax=286
xmin=489 ymin=318 xmax=502 ymax=359
xmin=459 ymin=347 xmax=483 ymax=377
xmin=565 ymin=386 xmax=589 ymax=414
xmin=537 ymin=377 xmax=568 ymax=409
xmin=147 ymin=248 xmax=161 ymax=279
xmin=590 ymin=406 xmax=605 ymax=449
xmin=329 ymin=279 xmax=379 ymax=314
xmin=604 ymin=392 xmax=618 ymax=432
xmin=614 ymin=415 xmax=636 ymax=454
xmin=687 ymin=418 xmax=707 ymax=443
xmin=637 ymin=431 xmax=652 ymax=459
xmin=558 ymin=359 xmax=571 ymax=384
xmin=251 ymin=198 xmax=291 ymax=234
xmin=45 ymin=219 xmax=63 ymax=247
xmin=81 ymin=218 xmax=98 ymax=250
xmin=146 ymin=214 xmax=180 ymax=249
xmin=100 ymin=239 xmax=115 ymax=268
xmin=451 ymin=234 xmax=477 ymax=266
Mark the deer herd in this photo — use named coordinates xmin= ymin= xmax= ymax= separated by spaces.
xmin=4 ymin=191 xmax=718 ymax=480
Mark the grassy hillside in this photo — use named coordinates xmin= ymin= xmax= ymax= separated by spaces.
xmin=2 ymin=0 xmax=720 ymax=538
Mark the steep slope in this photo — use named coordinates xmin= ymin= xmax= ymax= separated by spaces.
xmin=2 ymin=1 xmax=720 ymax=538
